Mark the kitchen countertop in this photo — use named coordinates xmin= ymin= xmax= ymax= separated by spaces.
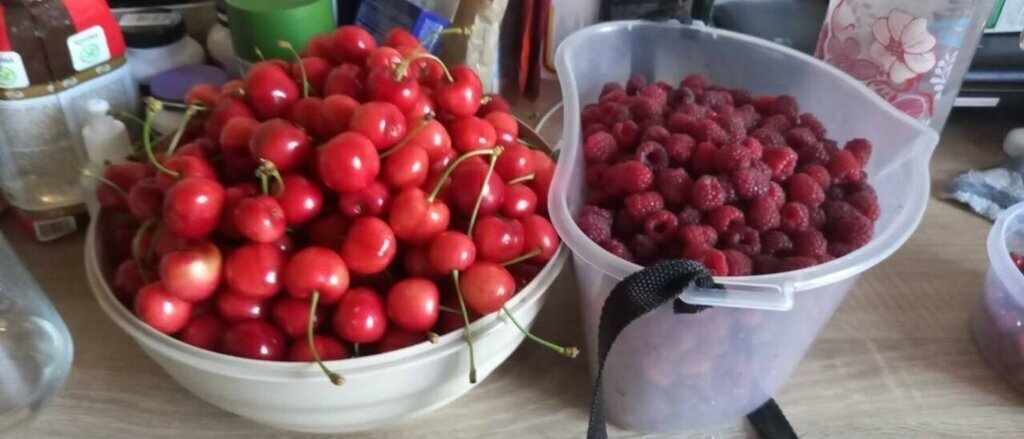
xmin=4 ymin=105 xmax=1024 ymax=438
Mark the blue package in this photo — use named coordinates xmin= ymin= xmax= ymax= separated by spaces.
xmin=355 ymin=0 xmax=452 ymax=52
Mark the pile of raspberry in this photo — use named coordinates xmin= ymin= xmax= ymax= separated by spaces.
xmin=575 ymin=74 xmax=879 ymax=276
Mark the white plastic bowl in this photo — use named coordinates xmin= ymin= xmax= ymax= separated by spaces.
xmin=550 ymin=21 xmax=939 ymax=433
xmin=85 ymin=219 xmax=567 ymax=433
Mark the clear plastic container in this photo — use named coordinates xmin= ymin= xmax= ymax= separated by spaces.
xmin=971 ymin=202 xmax=1024 ymax=389
xmin=0 ymin=231 xmax=74 ymax=432
xmin=550 ymin=21 xmax=939 ymax=433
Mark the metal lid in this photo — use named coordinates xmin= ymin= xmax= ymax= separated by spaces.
xmin=118 ymin=9 xmax=188 ymax=49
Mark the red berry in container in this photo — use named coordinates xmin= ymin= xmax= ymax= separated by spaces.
xmin=225 ymin=243 xmax=285 ymax=299
xmin=386 ymin=278 xmax=440 ymax=332
xmin=180 ymin=314 xmax=226 ymax=351
xmin=134 ymin=283 xmax=192 ymax=334
xmin=333 ymin=287 xmax=387 ymax=344
xmin=284 ymin=246 xmax=350 ymax=303
xmin=459 ymin=261 xmax=516 ymax=314
xmin=290 ymin=335 xmax=349 ymax=361
xmin=223 ymin=320 xmax=287 ymax=361
xmin=341 ymin=217 xmax=398 ymax=275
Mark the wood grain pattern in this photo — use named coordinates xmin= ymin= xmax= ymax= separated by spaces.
xmin=4 ymin=104 xmax=1024 ymax=438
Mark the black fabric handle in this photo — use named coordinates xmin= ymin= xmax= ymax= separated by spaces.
xmin=586 ymin=259 xmax=798 ymax=439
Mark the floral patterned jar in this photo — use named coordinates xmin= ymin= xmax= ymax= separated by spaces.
xmin=816 ymin=0 xmax=996 ymax=131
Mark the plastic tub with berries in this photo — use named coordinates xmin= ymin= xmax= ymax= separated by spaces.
xmin=972 ymin=202 xmax=1024 ymax=391
xmin=550 ymin=21 xmax=939 ymax=433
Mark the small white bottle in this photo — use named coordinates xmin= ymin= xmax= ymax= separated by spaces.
xmin=81 ymin=99 xmax=132 ymax=218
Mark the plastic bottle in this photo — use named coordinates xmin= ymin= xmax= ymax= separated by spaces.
xmin=82 ymin=99 xmax=132 ymax=166
xmin=207 ymin=0 xmax=240 ymax=78
xmin=120 ymin=9 xmax=206 ymax=85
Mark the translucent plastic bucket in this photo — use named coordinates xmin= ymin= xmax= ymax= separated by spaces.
xmin=550 ymin=21 xmax=939 ymax=433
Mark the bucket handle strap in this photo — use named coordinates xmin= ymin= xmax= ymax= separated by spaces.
xmin=586 ymin=259 xmax=798 ymax=439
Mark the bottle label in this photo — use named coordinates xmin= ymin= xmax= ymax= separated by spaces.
xmin=66 ymin=26 xmax=111 ymax=72
xmin=32 ymin=216 xmax=79 ymax=242
xmin=0 ymin=51 xmax=30 ymax=89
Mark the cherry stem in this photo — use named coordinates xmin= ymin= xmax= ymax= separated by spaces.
xmin=480 ymin=96 xmax=492 ymax=105
xmin=107 ymin=108 xmax=145 ymax=127
xmin=166 ymin=106 xmax=199 ymax=156
xmin=256 ymin=159 xmax=285 ymax=196
xmin=427 ymin=148 xmax=498 ymax=202
xmin=353 ymin=343 xmax=361 ymax=357
xmin=254 ymin=46 xmax=266 ymax=61
xmin=467 ymin=148 xmax=502 ymax=238
xmin=308 ymin=291 xmax=345 ymax=386
xmin=501 ymin=306 xmax=579 ymax=358
xmin=142 ymin=99 xmax=181 ymax=179
xmin=278 ymin=40 xmax=309 ymax=98
xmin=501 ymin=248 xmax=541 ymax=267
xmin=439 ymin=305 xmax=461 ymax=314
xmin=517 ymin=138 xmax=540 ymax=149
xmin=395 ymin=53 xmax=453 ymax=83
xmin=131 ymin=220 xmax=155 ymax=283
xmin=422 ymin=26 xmax=472 ymax=50
xmin=151 ymin=99 xmax=209 ymax=112
xmin=506 ymin=173 xmax=536 ymax=185
xmin=81 ymin=168 xmax=128 ymax=199
xmin=380 ymin=115 xmax=433 ymax=158
xmin=451 ymin=270 xmax=478 ymax=384
xmin=426 ymin=331 xmax=440 ymax=343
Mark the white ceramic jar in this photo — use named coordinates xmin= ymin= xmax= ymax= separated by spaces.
xmin=206 ymin=0 xmax=240 ymax=78
xmin=119 ymin=9 xmax=206 ymax=85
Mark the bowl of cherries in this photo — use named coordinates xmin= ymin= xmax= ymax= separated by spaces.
xmin=84 ymin=25 xmax=573 ymax=433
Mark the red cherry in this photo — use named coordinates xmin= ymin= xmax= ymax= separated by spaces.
xmin=341 ymin=217 xmax=397 ymax=275
xmin=459 ymin=261 xmax=516 ymax=314
xmin=306 ymin=214 xmax=348 ymax=249
xmin=180 ymin=314 xmax=226 ymax=351
xmin=134 ymin=282 xmax=192 ymax=334
xmin=289 ymin=335 xmax=349 ymax=361
xmin=366 ymin=46 xmax=403 ymax=71
xmin=451 ymin=116 xmax=497 ymax=153
xmin=331 ymin=25 xmax=378 ymax=65
xmin=244 ymin=63 xmax=300 ymax=120
xmin=494 ymin=143 xmax=536 ymax=181
xmin=333 ymin=287 xmax=387 ymax=343
xmin=232 ymin=195 xmax=287 ymax=243
xmin=270 ymin=233 xmax=296 ymax=257
xmin=221 ymin=79 xmax=245 ymax=96
xmin=222 ymin=320 xmax=287 ymax=361
xmin=154 ymin=226 xmax=196 ymax=259
xmin=485 ymin=111 xmax=519 ymax=148
xmin=531 ymin=151 xmax=555 ymax=214
xmin=384 ymin=28 xmax=421 ymax=49
xmin=473 ymin=216 xmax=525 ymax=262
xmin=502 ymin=183 xmax=538 ymax=219
xmin=284 ymin=246 xmax=350 ymax=303
xmin=521 ymin=214 xmax=560 ymax=262
xmin=383 ymin=145 xmax=429 ymax=189
xmin=386 ymin=278 xmax=440 ymax=332
xmin=128 ymin=178 xmax=163 ymax=221
xmin=158 ymin=241 xmax=222 ymax=302
xmin=113 ymin=259 xmax=145 ymax=303
xmin=184 ymin=83 xmax=220 ymax=107
xmin=218 ymin=182 xmax=259 ymax=238
xmin=436 ymin=65 xmax=483 ymax=117
xmin=338 ymin=180 xmax=391 ymax=218
xmin=428 ymin=231 xmax=476 ymax=273
xmin=323 ymin=63 xmax=367 ymax=101
xmin=156 ymin=155 xmax=216 ymax=189
xmin=349 ymin=101 xmax=408 ymax=150
xmin=450 ymin=161 xmax=506 ymax=216
xmin=172 ymin=142 xmax=209 ymax=160
xmin=219 ymin=117 xmax=260 ymax=157
xmin=274 ymin=173 xmax=323 ymax=226
xmin=321 ymin=94 xmax=360 ymax=138
xmin=225 ymin=243 xmax=285 ymax=299
xmin=377 ymin=327 xmax=428 ymax=352
xmin=389 ymin=187 xmax=450 ymax=244
xmin=96 ymin=161 xmax=149 ymax=209
xmin=205 ymin=97 xmax=256 ymax=140
xmin=304 ymin=33 xmax=334 ymax=59
xmin=479 ymin=94 xmax=512 ymax=115
xmin=403 ymin=246 xmax=439 ymax=278
xmin=216 ymin=291 xmax=268 ymax=322
xmin=271 ymin=296 xmax=325 ymax=339
xmin=249 ymin=119 xmax=312 ymax=173
xmin=317 ymin=132 xmax=380 ymax=193
xmin=164 ymin=177 xmax=225 ymax=239
xmin=290 ymin=56 xmax=332 ymax=96
xmin=367 ymin=67 xmax=421 ymax=114
xmin=408 ymin=119 xmax=452 ymax=161
xmin=287 ymin=97 xmax=329 ymax=141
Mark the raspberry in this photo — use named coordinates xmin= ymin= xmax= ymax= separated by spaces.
xmin=677 ymin=206 xmax=703 ymax=226
xmin=586 ymin=163 xmax=608 ymax=187
xmin=630 ymin=235 xmax=660 ymax=265
xmin=693 ymin=119 xmax=730 ymax=144
xmin=787 ymin=173 xmax=825 ymax=207
xmin=629 ymin=97 xmax=663 ymax=124
xmin=691 ymin=175 xmax=726 ymax=211
xmin=822 ymin=139 xmax=840 ymax=156
xmin=742 ymin=136 xmax=764 ymax=160
xmin=821 ymin=200 xmax=858 ymax=223
xmin=582 ymin=104 xmax=603 ymax=126
xmin=778 ymin=256 xmax=816 ymax=272
xmin=640 ymin=84 xmax=669 ymax=107
xmin=723 ymin=249 xmax=753 ymax=276
xmin=846 ymin=191 xmax=881 ymax=221
xmin=624 ymin=191 xmax=665 ymax=219
xmin=747 ymin=196 xmax=781 ymax=231
xmin=759 ymin=114 xmax=794 ymax=132
xmin=701 ymin=90 xmax=734 ymax=107
xmin=635 ymin=141 xmax=669 ymax=170
xmin=828 ymin=212 xmax=873 ymax=247
xmin=795 ymin=142 xmax=830 ymax=167
xmin=707 ymin=205 xmax=745 ymax=233
xmin=730 ymin=89 xmax=753 ymax=106
xmin=584 ymin=131 xmax=618 ymax=163
xmin=642 ymin=125 xmax=671 ymax=145
xmin=828 ymin=242 xmax=856 ymax=258
xmin=614 ymin=209 xmax=642 ymax=237
xmin=799 ymin=113 xmax=827 ymax=138
xmin=671 ymin=87 xmax=697 ymax=106
xmin=771 ymin=95 xmax=800 ymax=118
xmin=577 ymin=205 xmax=614 ymax=243
xmin=717 ymin=111 xmax=749 ymax=142
xmin=842 ymin=181 xmax=877 ymax=198
xmin=611 ymin=121 xmax=641 ymax=152
xmin=601 ymin=239 xmax=635 ymax=262
xmin=715 ymin=143 xmax=751 ymax=172
xmin=753 ymin=255 xmax=780 ymax=274
xmin=583 ymin=123 xmax=609 ymax=139
xmin=665 ymin=134 xmax=695 ymax=165
xmin=792 ymin=229 xmax=827 ymax=258
xmin=679 ymin=224 xmax=718 ymax=250
xmin=722 ymin=226 xmax=761 ymax=256
xmin=785 ymin=127 xmax=818 ymax=151
xmin=607 ymin=160 xmax=654 ymax=195
xmin=656 ymin=168 xmax=693 ymax=207
xmin=626 ymin=75 xmax=647 ymax=95
xmin=731 ymin=168 xmax=770 ymax=200
xmin=779 ymin=202 xmax=811 ymax=233
xmin=643 ymin=210 xmax=679 ymax=242
xmin=600 ymin=90 xmax=629 ymax=104
xmin=809 ymin=207 xmax=826 ymax=228
xmin=654 ymin=81 xmax=674 ymax=93
xmin=737 ymin=105 xmax=763 ymax=130
xmin=825 ymin=184 xmax=845 ymax=200
xmin=845 ymin=138 xmax=873 ymax=166
xmin=601 ymin=102 xmax=631 ymax=125
xmin=766 ymin=181 xmax=787 ymax=208
xmin=667 ymin=112 xmax=699 ymax=134
xmin=799 ymin=164 xmax=831 ymax=189
xmin=680 ymin=73 xmax=708 ymax=91
xmin=601 ymin=82 xmax=625 ymax=97
xmin=750 ymin=128 xmax=786 ymax=148
xmin=762 ymin=146 xmax=798 ymax=182
xmin=690 ymin=141 xmax=719 ymax=175
xmin=761 ymin=230 xmax=793 ymax=256
xmin=752 ymin=95 xmax=776 ymax=114
xmin=828 ymin=150 xmax=863 ymax=183
xmin=717 ymin=175 xmax=738 ymax=204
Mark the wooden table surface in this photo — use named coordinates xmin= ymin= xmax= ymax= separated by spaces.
xmin=4 ymin=106 xmax=1024 ymax=438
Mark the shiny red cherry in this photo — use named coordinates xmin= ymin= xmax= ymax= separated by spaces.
xmin=338 ymin=180 xmax=391 ymax=218
xmin=184 ymin=83 xmax=220 ymax=107
xmin=158 ymin=241 xmax=222 ymax=302
xmin=403 ymin=246 xmax=439 ymax=278
xmin=389 ymin=187 xmax=450 ymax=244
xmin=348 ymin=101 xmax=407 ymax=150
xmin=386 ymin=278 xmax=440 ymax=332
xmin=331 ymin=25 xmax=378 ymax=65
xmin=473 ymin=216 xmax=525 ymax=263
xmin=382 ymin=145 xmax=429 ymax=189
xmin=219 ymin=117 xmax=260 ymax=157
xmin=96 ymin=161 xmax=149 ymax=209
xmin=271 ymin=296 xmax=325 ymax=339
xmin=451 ymin=116 xmax=497 ymax=153
xmin=113 ymin=259 xmax=145 ymax=303
xmin=304 ymin=33 xmax=334 ymax=59
xmin=405 ymin=92 xmax=436 ymax=126
xmin=218 ymin=182 xmax=259 ymax=238
xmin=494 ymin=143 xmax=536 ymax=181
xmin=222 ymin=320 xmax=287 ymax=361
xmin=225 ymin=243 xmax=285 ymax=299
xmin=459 ymin=261 xmax=516 ymax=314
xmin=531 ymin=151 xmax=556 ymax=214
xmin=216 ymin=291 xmax=268 ymax=322
xmin=479 ymin=94 xmax=512 ymax=115
xmin=367 ymin=66 xmax=420 ymax=114
xmin=484 ymin=111 xmax=519 ymax=148
xmin=284 ymin=246 xmax=350 ymax=303
xmin=436 ymin=64 xmax=483 ymax=117
xmin=341 ymin=217 xmax=397 ymax=275
xmin=134 ymin=282 xmax=192 ymax=334
xmin=317 ymin=132 xmax=380 ymax=193
xmin=428 ymin=231 xmax=476 ymax=273
xmin=249 ymin=118 xmax=312 ymax=173
xmin=205 ymin=96 xmax=256 ymax=140
xmin=179 ymin=314 xmax=226 ymax=351
xmin=273 ymin=173 xmax=323 ymax=226
xmin=450 ymin=161 xmax=506 ymax=216
xmin=128 ymin=178 xmax=163 ymax=221
xmin=232 ymin=195 xmax=287 ymax=243
xmin=521 ymin=214 xmax=560 ymax=262
xmin=290 ymin=56 xmax=332 ymax=96
xmin=321 ymin=94 xmax=360 ymax=138
xmin=244 ymin=63 xmax=300 ymax=120
xmin=384 ymin=28 xmax=420 ymax=49
xmin=365 ymin=46 xmax=403 ymax=71
xmin=154 ymin=226 xmax=196 ymax=259
xmin=333 ymin=287 xmax=387 ymax=343
xmin=289 ymin=335 xmax=349 ymax=361
xmin=323 ymin=63 xmax=366 ymax=100
xmin=156 ymin=155 xmax=216 ymax=189
xmin=287 ymin=97 xmax=329 ymax=141
xmin=407 ymin=119 xmax=451 ymax=161
xmin=164 ymin=177 xmax=225 ymax=239
xmin=502 ymin=183 xmax=538 ymax=219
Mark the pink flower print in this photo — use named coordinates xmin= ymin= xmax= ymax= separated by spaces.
xmin=869 ymin=9 xmax=937 ymax=84
xmin=826 ymin=36 xmax=882 ymax=81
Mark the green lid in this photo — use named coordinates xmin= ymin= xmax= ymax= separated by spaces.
xmin=227 ymin=0 xmax=336 ymax=63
